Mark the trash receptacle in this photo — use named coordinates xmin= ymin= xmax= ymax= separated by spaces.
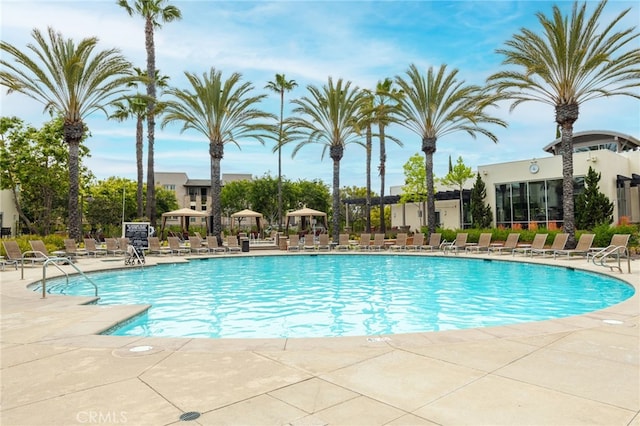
xmin=241 ymin=238 xmax=249 ymax=252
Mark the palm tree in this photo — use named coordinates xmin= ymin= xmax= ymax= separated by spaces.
xmin=487 ymin=0 xmax=639 ymax=248
xmin=110 ymin=68 xmax=169 ymax=218
xmin=161 ymin=68 xmax=276 ymax=240
xmin=118 ymin=0 xmax=182 ymax=228
xmin=395 ymin=64 xmax=506 ymax=235
xmin=371 ymin=78 xmax=403 ymax=234
xmin=286 ymin=77 xmax=367 ymax=242
xmin=265 ymin=74 xmax=298 ymax=231
xmin=0 ymin=27 xmax=133 ymax=240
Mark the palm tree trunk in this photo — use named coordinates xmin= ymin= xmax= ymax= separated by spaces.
xmin=557 ymin=104 xmax=579 ymax=249
xmin=330 ymin=144 xmax=343 ymax=244
xmin=422 ymin=136 xmax=437 ymax=235
xmin=65 ymin=122 xmax=84 ymax=241
xmin=136 ymin=116 xmax=144 ymax=218
xmin=365 ymin=124 xmax=372 ymax=232
xmin=144 ymin=16 xmax=157 ymax=227
xmin=378 ymin=124 xmax=386 ymax=234
xmin=278 ymin=89 xmax=284 ymax=232
xmin=210 ymin=141 xmax=224 ymax=242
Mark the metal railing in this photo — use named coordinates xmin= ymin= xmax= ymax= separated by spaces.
xmin=589 ymin=245 xmax=631 ymax=274
xmin=20 ymin=250 xmax=99 ymax=298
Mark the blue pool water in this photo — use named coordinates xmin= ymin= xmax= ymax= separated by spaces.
xmin=37 ymin=255 xmax=634 ymax=339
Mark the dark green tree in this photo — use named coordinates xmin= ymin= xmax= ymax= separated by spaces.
xmin=470 ymin=173 xmax=493 ymax=229
xmin=575 ymin=166 xmax=613 ymax=230
xmin=0 ymin=116 xmax=92 ymax=235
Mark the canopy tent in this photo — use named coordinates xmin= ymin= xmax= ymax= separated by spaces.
xmin=230 ymin=209 xmax=264 ymax=236
xmin=285 ymin=207 xmax=328 ymax=235
xmin=160 ymin=208 xmax=209 ymax=238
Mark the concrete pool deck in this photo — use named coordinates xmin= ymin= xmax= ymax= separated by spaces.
xmin=1 ymin=250 xmax=638 ymax=426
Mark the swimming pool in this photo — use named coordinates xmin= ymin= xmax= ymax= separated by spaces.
xmin=37 ymin=254 xmax=634 ymax=339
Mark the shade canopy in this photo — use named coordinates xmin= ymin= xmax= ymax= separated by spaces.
xmin=285 ymin=207 xmax=328 ymax=234
xmin=160 ymin=208 xmax=209 ymax=237
xmin=230 ymin=209 xmax=264 ymax=231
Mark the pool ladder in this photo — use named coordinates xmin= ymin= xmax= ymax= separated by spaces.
xmin=589 ymin=245 xmax=631 ymax=274
xmin=21 ymin=251 xmax=98 ymax=298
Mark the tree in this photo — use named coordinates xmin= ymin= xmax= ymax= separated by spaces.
xmin=470 ymin=173 xmax=493 ymax=229
xmin=395 ymin=64 xmax=506 ymax=235
xmin=358 ymin=90 xmax=374 ymax=232
xmin=400 ymin=153 xmax=429 ymax=229
xmin=161 ymin=68 xmax=275 ymax=241
xmin=575 ymin=166 xmax=613 ymax=230
xmin=370 ymin=78 xmax=403 ymax=234
xmin=487 ymin=0 xmax=639 ymax=247
xmin=0 ymin=27 xmax=134 ymax=240
xmin=340 ymin=185 xmax=374 ymax=233
xmin=440 ymin=156 xmax=474 ymax=228
xmin=1 ymin=116 xmax=92 ymax=235
xmin=118 ymin=0 xmax=182 ymax=229
xmin=109 ymin=68 xmax=169 ymax=219
xmin=221 ymin=179 xmax=253 ymax=223
xmin=285 ymin=77 xmax=367 ymax=242
xmin=265 ymin=74 xmax=297 ymax=230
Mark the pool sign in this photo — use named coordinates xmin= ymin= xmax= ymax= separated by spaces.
xmin=122 ymin=222 xmax=151 ymax=249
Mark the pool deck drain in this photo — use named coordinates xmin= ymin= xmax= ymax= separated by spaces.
xmin=1 ymin=251 xmax=638 ymax=425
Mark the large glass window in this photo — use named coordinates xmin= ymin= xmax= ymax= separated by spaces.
xmin=494 ymin=178 xmax=584 ymax=229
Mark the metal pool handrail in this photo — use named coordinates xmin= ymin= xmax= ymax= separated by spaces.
xmin=40 ymin=257 xmax=99 ymax=298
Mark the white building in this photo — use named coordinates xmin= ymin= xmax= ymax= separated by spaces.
xmin=390 ymin=130 xmax=640 ymax=232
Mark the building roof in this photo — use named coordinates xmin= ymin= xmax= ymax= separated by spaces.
xmin=543 ymin=130 xmax=640 ymax=155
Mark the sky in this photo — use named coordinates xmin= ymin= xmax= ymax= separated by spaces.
xmin=1 ymin=0 xmax=639 ymax=193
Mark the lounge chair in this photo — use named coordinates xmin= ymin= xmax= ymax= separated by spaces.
xmin=2 ymin=240 xmax=24 ymax=269
xmin=119 ymin=237 xmax=129 ymax=251
xmin=588 ymin=234 xmax=630 ymax=265
xmin=147 ymin=237 xmax=172 ymax=256
xmin=226 ymin=236 xmax=241 ymax=253
xmin=335 ymin=233 xmax=351 ymax=251
xmin=421 ymin=233 xmax=442 ymax=251
xmin=442 ymin=233 xmax=468 ymax=255
xmin=488 ymin=233 xmax=520 ymax=255
xmin=553 ymin=233 xmax=595 ymax=259
xmin=287 ymin=234 xmax=300 ymax=251
xmin=317 ymin=234 xmax=331 ymax=251
xmin=188 ymin=236 xmax=209 ymax=255
xmin=465 ymin=233 xmax=492 ymax=253
xmin=64 ymin=239 xmax=89 ymax=258
xmin=168 ymin=237 xmax=190 ymax=255
xmin=303 ymin=234 xmax=316 ymax=251
xmin=83 ymin=238 xmax=107 ymax=257
xmin=406 ymin=233 xmax=424 ymax=251
xmin=354 ymin=233 xmax=371 ymax=250
xmin=104 ymin=238 xmax=125 ymax=256
xmin=205 ymin=236 xmax=227 ymax=254
xmin=369 ymin=233 xmax=385 ymax=251
xmin=512 ymin=233 xmax=548 ymax=257
xmin=531 ymin=233 xmax=569 ymax=257
xmin=390 ymin=233 xmax=407 ymax=251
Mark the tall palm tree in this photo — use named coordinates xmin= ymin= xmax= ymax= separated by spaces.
xmin=286 ymin=77 xmax=367 ymax=242
xmin=0 ymin=27 xmax=133 ymax=240
xmin=110 ymin=68 xmax=169 ymax=218
xmin=161 ymin=68 xmax=276 ymax=240
xmin=265 ymin=74 xmax=297 ymax=231
xmin=118 ymin=0 xmax=182 ymax=228
xmin=487 ymin=0 xmax=639 ymax=248
xmin=371 ymin=78 xmax=403 ymax=234
xmin=395 ymin=64 xmax=506 ymax=235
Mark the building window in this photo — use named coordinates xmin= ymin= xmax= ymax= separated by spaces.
xmin=494 ymin=178 xmax=583 ymax=229
xmin=163 ymin=184 xmax=175 ymax=191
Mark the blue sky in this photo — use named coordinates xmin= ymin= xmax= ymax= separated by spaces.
xmin=2 ymin=0 xmax=639 ymax=192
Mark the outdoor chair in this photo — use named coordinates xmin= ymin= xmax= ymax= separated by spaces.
xmin=83 ymin=238 xmax=107 ymax=257
xmin=303 ymin=234 xmax=316 ymax=251
xmin=188 ymin=236 xmax=209 ymax=255
xmin=465 ymin=233 xmax=492 ymax=253
xmin=406 ymin=233 xmax=424 ymax=251
xmin=205 ymin=236 xmax=227 ymax=254
xmin=488 ymin=233 xmax=520 ymax=255
xmin=390 ymin=233 xmax=408 ymax=251
xmin=354 ymin=233 xmax=371 ymax=250
xmin=369 ymin=233 xmax=385 ymax=250
xmin=2 ymin=240 xmax=24 ymax=269
xmin=531 ymin=233 xmax=569 ymax=257
xmin=442 ymin=233 xmax=468 ymax=255
xmin=512 ymin=233 xmax=548 ymax=257
xmin=317 ymin=233 xmax=331 ymax=251
xmin=104 ymin=238 xmax=125 ymax=256
xmin=226 ymin=236 xmax=242 ymax=253
xmin=287 ymin=234 xmax=300 ymax=251
xmin=147 ymin=237 xmax=172 ymax=256
xmin=553 ymin=233 xmax=595 ymax=259
xmin=64 ymin=239 xmax=88 ymax=258
xmin=168 ymin=237 xmax=190 ymax=255
xmin=335 ymin=233 xmax=351 ymax=251
xmin=421 ymin=233 xmax=442 ymax=251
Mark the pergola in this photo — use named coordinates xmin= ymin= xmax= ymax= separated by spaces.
xmin=230 ymin=209 xmax=264 ymax=237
